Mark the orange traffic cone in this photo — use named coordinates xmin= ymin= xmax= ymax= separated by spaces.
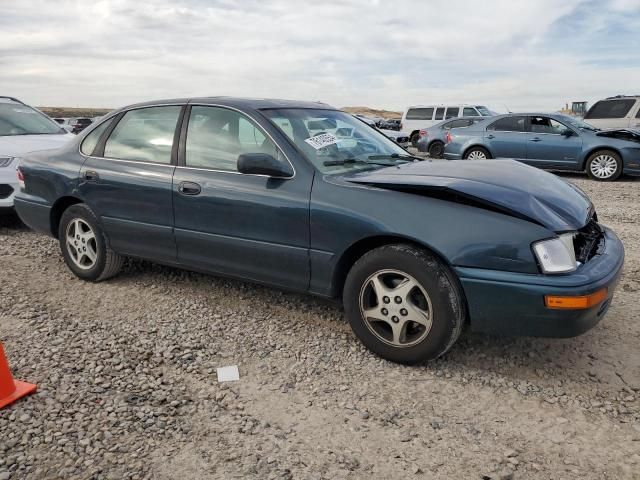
xmin=0 ymin=342 xmax=36 ymax=409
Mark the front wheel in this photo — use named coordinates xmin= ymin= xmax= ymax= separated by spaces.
xmin=58 ymin=204 xmax=124 ymax=281
xmin=586 ymin=150 xmax=622 ymax=181
xmin=463 ymin=147 xmax=491 ymax=160
xmin=343 ymin=245 xmax=465 ymax=364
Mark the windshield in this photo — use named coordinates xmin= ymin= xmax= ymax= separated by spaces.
xmin=475 ymin=106 xmax=492 ymax=116
xmin=0 ymin=102 xmax=65 ymax=136
xmin=262 ymin=108 xmax=411 ymax=174
xmin=557 ymin=114 xmax=599 ymax=132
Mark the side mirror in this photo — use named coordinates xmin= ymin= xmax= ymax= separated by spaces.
xmin=561 ymin=128 xmax=575 ymax=137
xmin=237 ymin=153 xmax=293 ymax=178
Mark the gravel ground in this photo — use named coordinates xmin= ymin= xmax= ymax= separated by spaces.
xmin=1 ymin=173 xmax=639 ymax=480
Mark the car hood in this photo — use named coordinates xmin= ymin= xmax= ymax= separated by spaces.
xmin=594 ymin=128 xmax=640 ymax=143
xmin=342 ymin=159 xmax=593 ymax=231
xmin=0 ymin=133 xmax=75 ymax=157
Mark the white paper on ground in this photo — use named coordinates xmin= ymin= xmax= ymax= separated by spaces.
xmin=216 ymin=365 xmax=240 ymax=382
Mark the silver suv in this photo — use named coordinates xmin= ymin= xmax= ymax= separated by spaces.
xmin=0 ymin=96 xmax=74 ymax=210
xmin=584 ymin=95 xmax=640 ymax=130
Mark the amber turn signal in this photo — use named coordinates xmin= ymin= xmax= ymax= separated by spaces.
xmin=544 ymin=288 xmax=608 ymax=310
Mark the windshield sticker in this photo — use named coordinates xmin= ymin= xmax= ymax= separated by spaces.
xmin=305 ymin=133 xmax=339 ymax=150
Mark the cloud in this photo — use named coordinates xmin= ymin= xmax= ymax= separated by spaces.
xmin=1 ymin=0 xmax=639 ymax=112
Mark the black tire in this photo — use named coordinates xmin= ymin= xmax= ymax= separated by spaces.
xmin=463 ymin=146 xmax=491 ymax=160
xmin=343 ymin=244 xmax=465 ymax=365
xmin=428 ymin=141 xmax=445 ymax=159
xmin=58 ymin=204 xmax=123 ymax=281
xmin=585 ymin=150 xmax=622 ymax=181
xmin=410 ymin=132 xmax=420 ymax=147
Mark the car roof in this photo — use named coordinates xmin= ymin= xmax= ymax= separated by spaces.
xmin=405 ymin=104 xmax=484 ymax=109
xmin=123 ymin=97 xmax=335 ymax=112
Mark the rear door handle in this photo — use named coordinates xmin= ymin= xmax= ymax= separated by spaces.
xmin=178 ymin=181 xmax=201 ymax=196
xmin=530 ymin=137 xmax=542 ymax=142
xmin=83 ymin=170 xmax=99 ymax=182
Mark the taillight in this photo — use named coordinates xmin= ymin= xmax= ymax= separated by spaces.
xmin=445 ymin=131 xmax=454 ymax=144
xmin=419 ymin=129 xmax=428 ymax=138
xmin=17 ymin=166 xmax=25 ymax=190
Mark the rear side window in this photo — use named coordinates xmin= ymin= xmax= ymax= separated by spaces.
xmin=487 ymin=116 xmax=526 ymax=132
xmin=463 ymin=107 xmax=478 ymax=116
xmin=80 ymin=118 xmax=114 ymax=155
xmin=445 ymin=119 xmax=472 ymax=129
xmin=445 ymin=107 xmax=460 ymax=119
xmin=104 ymin=106 xmax=181 ymax=164
xmin=185 ymin=106 xmax=280 ymax=172
xmin=405 ymin=108 xmax=434 ymax=120
xmin=585 ymin=99 xmax=636 ymax=119
xmin=434 ymin=107 xmax=445 ymax=120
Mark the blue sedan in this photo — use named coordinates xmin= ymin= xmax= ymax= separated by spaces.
xmin=14 ymin=98 xmax=624 ymax=364
xmin=443 ymin=113 xmax=640 ymax=180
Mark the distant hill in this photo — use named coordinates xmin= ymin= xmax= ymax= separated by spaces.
xmin=341 ymin=106 xmax=402 ymax=119
xmin=38 ymin=107 xmax=113 ymax=118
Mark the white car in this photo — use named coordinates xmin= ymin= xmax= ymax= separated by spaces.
xmin=401 ymin=104 xmax=493 ymax=145
xmin=584 ymin=95 xmax=640 ymax=130
xmin=0 ymin=97 xmax=75 ymax=210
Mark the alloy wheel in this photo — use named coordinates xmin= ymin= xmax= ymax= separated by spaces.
xmin=467 ymin=150 xmax=487 ymax=160
xmin=65 ymin=219 xmax=98 ymax=270
xmin=359 ymin=269 xmax=433 ymax=347
xmin=590 ymin=154 xmax=618 ymax=179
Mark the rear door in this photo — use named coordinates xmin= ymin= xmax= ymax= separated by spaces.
xmin=484 ymin=116 xmax=527 ymax=159
xmin=525 ymin=116 xmax=583 ymax=169
xmin=171 ymin=105 xmax=312 ymax=290
xmin=78 ymin=105 xmax=183 ymax=262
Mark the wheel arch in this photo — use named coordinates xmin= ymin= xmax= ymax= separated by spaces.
xmin=50 ymin=196 xmax=83 ymax=238
xmin=580 ymin=146 xmax=623 ymax=170
xmin=462 ymin=144 xmax=492 ymax=159
xmin=331 ymin=234 xmax=458 ymax=299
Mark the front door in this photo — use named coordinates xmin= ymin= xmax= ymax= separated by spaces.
xmin=484 ymin=116 xmax=527 ymax=159
xmin=525 ymin=116 xmax=583 ymax=169
xmin=172 ymin=105 xmax=312 ymax=291
xmin=78 ymin=105 xmax=183 ymax=262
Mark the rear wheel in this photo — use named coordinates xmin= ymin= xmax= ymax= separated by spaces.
xmin=586 ymin=150 xmax=622 ymax=181
xmin=58 ymin=204 xmax=123 ymax=281
xmin=464 ymin=146 xmax=491 ymax=160
xmin=343 ymin=244 xmax=465 ymax=364
xmin=428 ymin=141 xmax=445 ymax=159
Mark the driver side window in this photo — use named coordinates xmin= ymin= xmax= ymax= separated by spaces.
xmin=530 ymin=116 xmax=566 ymax=134
xmin=185 ymin=106 xmax=281 ymax=171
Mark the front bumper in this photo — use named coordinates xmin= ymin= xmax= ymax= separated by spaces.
xmin=455 ymin=226 xmax=624 ymax=337
xmin=0 ymin=161 xmax=19 ymax=209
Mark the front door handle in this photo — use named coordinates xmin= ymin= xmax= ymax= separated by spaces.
xmin=178 ymin=181 xmax=201 ymax=196
xmin=83 ymin=170 xmax=99 ymax=182
xmin=486 ymin=134 xmax=495 ymax=139
xmin=530 ymin=137 xmax=542 ymax=142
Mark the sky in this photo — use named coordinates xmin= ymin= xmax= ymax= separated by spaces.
xmin=1 ymin=0 xmax=640 ymax=112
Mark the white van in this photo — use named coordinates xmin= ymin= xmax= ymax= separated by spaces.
xmin=401 ymin=104 xmax=493 ymax=143
xmin=584 ymin=96 xmax=640 ymax=130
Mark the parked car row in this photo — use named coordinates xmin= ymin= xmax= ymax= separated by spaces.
xmin=441 ymin=113 xmax=640 ymax=181
xmin=12 ymin=96 xmax=624 ymax=364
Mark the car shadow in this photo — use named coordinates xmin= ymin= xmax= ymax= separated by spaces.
xmin=0 ymin=211 xmax=27 ymax=232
